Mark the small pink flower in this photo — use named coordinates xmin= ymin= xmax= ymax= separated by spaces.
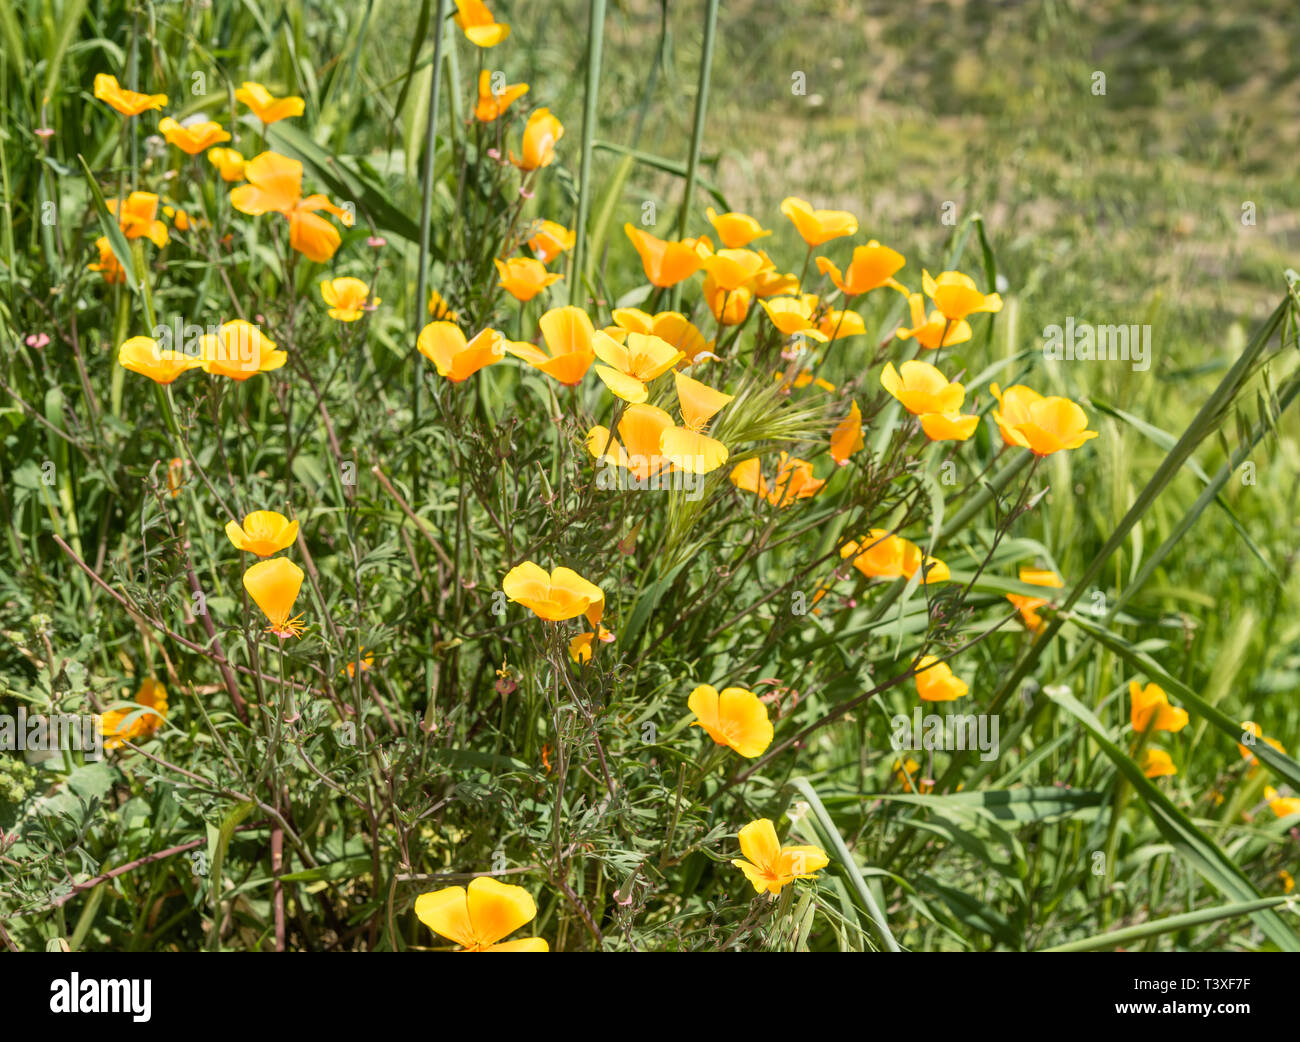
xmin=367 ymin=236 xmax=386 ymax=248
xmin=519 ymin=186 xmax=534 ymax=200
xmin=486 ymin=148 xmax=501 ymax=160
xmin=35 ymin=127 xmax=55 ymax=139
xmin=25 ymin=333 xmax=50 ymax=348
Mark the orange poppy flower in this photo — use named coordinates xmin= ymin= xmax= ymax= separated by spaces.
xmin=730 ymin=453 xmax=824 ymax=507
xmin=89 ymin=237 xmax=127 ymax=283
xmin=841 ymin=530 xmax=948 ymax=584
xmin=208 ymin=148 xmax=247 ymax=182
xmin=586 ymin=403 xmax=676 ymax=480
xmin=660 ymin=371 xmax=731 ymax=474
xmin=1142 ymin=748 xmax=1177 ymax=779
xmin=1006 ymin=568 xmax=1063 ymax=632
xmin=704 ymin=207 xmax=771 ymax=249
xmin=528 ymin=219 xmax=575 ymax=263
xmin=453 ymin=0 xmax=511 ymax=48
xmin=494 ymin=256 xmax=563 ymax=302
xmin=229 ymin=151 xmax=348 ymax=263
xmin=117 ymin=336 xmax=197 ymax=385
xmin=198 ymin=320 xmax=287 ymax=380
xmin=592 ymin=331 xmax=684 ymax=403
xmin=1129 ymin=681 xmax=1189 ymax=734
xmin=921 ymin=269 xmax=1003 ymax=322
xmin=731 ymin=819 xmax=828 ymax=896
xmin=895 ymin=292 xmax=972 ymax=350
xmin=688 ymin=684 xmax=773 ymax=758
xmin=829 ymin=401 xmax=864 ymax=465
xmin=102 ymin=678 xmax=169 ymax=749
xmin=475 ymin=70 xmax=529 ymax=122
xmin=235 ymin=82 xmax=305 ymax=124
xmin=418 ymin=324 xmax=506 ymax=383
xmin=225 ymin=511 xmax=300 ymax=557
xmin=415 ymin=878 xmax=547 ymax=952
xmin=919 ymin=411 xmax=980 ymax=442
xmin=108 ymin=192 xmax=169 ymax=248
xmin=880 ymin=360 xmax=965 ymax=416
xmin=816 ymin=241 xmax=905 ymax=296
xmin=989 ymin=383 xmax=1098 ymax=456
xmin=779 ymin=197 xmax=857 ymax=246
xmin=760 ymin=294 xmax=828 ymax=342
xmin=319 ymin=277 xmax=378 ymax=321
xmin=511 ymin=107 xmax=563 ymax=170
xmin=502 ymin=562 xmax=604 ymax=626
xmin=157 ymin=117 xmax=230 ymax=154
xmin=624 ymin=225 xmax=711 ymax=288
xmin=504 ymin=306 xmax=596 ymax=386
xmin=243 ymin=556 xmax=306 ymax=638
xmin=93 ymin=74 xmax=167 ymax=116
xmin=914 ymin=655 xmax=968 ymax=702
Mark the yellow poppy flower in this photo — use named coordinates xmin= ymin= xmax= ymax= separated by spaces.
xmin=198 ymin=320 xmax=287 ymax=380
xmin=511 ymin=107 xmax=563 ymax=169
xmin=243 ymin=556 xmax=306 ymax=638
xmin=704 ymin=207 xmax=772 ymax=249
xmin=108 ymin=192 xmax=169 ymax=248
xmin=914 ymin=655 xmax=969 ymax=702
xmin=528 ymin=219 xmax=575 ymax=263
xmin=880 ymin=360 xmax=965 ymax=416
xmin=730 ymin=453 xmax=824 ymax=507
xmin=102 ymin=678 xmax=169 ymax=750
xmin=895 ymin=292 xmax=972 ymax=350
xmin=344 ymin=651 xmax=375 ymax=679
xmin=922 ymin=269 xmax=1003 ymax=322
xmin=815 ymin=241 xmax=905 ymax=296
xmin=452 ymin=0 xmax=511 ymax=48
xmin=504 ymin=305 xmax=597 ymax=386
xmin=624 ymin=224 xmax=711 ymax=288
xmin=1141 ymin=748 xmax=1177 ymax=779
xmin=779 ymin=196 xmax=857 ymax=246
xmin=117 ymin=336 xmax=197 ymax=385
xmin=1129 ymin=681 xmax=1189 ymax=734
xmin=989 ymin=383 xmax=1099 ymax=456
xmin=234 ymin=82 xmax=305 ymax=124
xmin=830 ymin=401 xmax=864 ymax=465
xmin=208 ymin=147 xmax=247 ymax=182
xmin=418 ymin=324 xmax=506 ymax=383
xmin=494 ymin=256 xmax=563 ymax=302
xmin=225 ymin=511 xmax=300 ymax=557
xmin=92 ymin=74 xmax=167 ymax=116
xmin=688 ymin=684 xmax=773 ymax=758
xmin=731 ymin=818 xmax=829 ymax=896
xmin=319 ymin=277 xmax=378 ymax=321
xmin=475 ymin=70 xmax=529 ymax=122
xmin=1006 ymin=568 xmax=1063 ymax=632
xmin=586 ymin=404 xmax=676 ymax=480
xmin=157 ymin=117 xmax=230 ymax=154
xmin=502 ymin=562 xmax=604 ymax=626
xmin=592 ymin=331 xmax=684 ymax=403
xmin=660 ymin=371 xmax=731 ymax=474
